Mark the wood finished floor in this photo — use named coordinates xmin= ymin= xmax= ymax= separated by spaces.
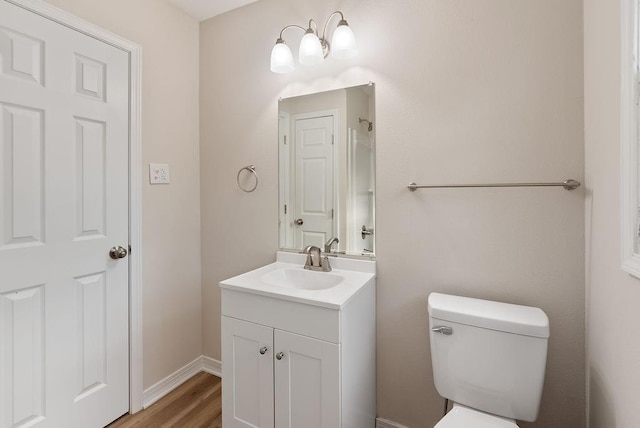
xmin=108 ymin=372 xmax=222 ymax=428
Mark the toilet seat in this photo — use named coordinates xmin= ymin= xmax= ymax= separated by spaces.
xmin=434 ymin=404 xmax=519 ymax=428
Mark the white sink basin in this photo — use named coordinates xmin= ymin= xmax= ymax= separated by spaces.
xmin=261 ymin=268 xmax=344 ymax=290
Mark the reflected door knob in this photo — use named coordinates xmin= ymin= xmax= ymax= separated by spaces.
xmin=109 ymin=246 xmax=128 ymax=260
xmin=294 ymin=218 xmax=304 ymax=226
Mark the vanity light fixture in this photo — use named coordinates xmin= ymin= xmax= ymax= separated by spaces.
xmin=270 ymin=11 xmax=357 ymax=74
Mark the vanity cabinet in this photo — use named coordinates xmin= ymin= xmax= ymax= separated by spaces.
xmin=220 ymin=256 xmax=376 ymax=428
xmin=222 ymin=317 xmax=340 ymax=428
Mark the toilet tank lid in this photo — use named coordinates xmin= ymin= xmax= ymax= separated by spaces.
xmin=428 ymin=293 xmax=549 ymax=338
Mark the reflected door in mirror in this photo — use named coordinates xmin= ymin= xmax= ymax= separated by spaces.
xmin=294 ymin=115 xmax=335 ymax=248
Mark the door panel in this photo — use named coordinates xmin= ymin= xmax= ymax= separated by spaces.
xmin=0 ymin=285 xmax=45 ymax=427
xmin=294 ymin=116 xmax=334 ymax=249
xmin=0 ymin=1 xmax=130 ymax=427
xmin=222 ymin=317 xmax=275 ymax=428
xmin=0 ymin=102 xmax=44 ymax=247
xmin=73 ymin=271 xmax=107 ymax=402
xmin=274 ymin=330 xmax=340 ymax=428
xmin=74 ymin=117 xmax=107 ymax=239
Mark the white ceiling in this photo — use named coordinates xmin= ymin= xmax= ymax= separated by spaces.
xmin=168 ymin=0 xmax=260 ymax=21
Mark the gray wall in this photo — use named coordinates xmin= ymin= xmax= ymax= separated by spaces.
xmin=200 ymin=0 xmax=585 ymax=426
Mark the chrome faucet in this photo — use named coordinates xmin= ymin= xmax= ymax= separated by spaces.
xmin=324 ymin=237 xmax=339 ymax=254
xmin=301 ymin=245 xmax=332 ymax=272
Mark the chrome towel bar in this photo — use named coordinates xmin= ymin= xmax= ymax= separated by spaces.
xmin=407 ymin=179 xmax=581 ymax=192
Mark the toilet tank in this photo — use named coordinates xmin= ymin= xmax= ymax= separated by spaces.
xmin=428 ymin=293 xmax=549 ymax=423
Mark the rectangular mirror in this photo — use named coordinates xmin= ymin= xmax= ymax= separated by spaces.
xmin=278 ymin=83 xmax=376 ymax=257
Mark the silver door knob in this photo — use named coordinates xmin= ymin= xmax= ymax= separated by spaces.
xmin=294 ymin=218 xmax=304 ymax=226
xmin=109 ymin=246 xmax=128 ymax=260
xmin=276 ymin=352 xmax=284 ymax=360
xmin=361 ymin=225 xmax=374 ymax=239
xmin=259 ymin=347 xmax=268 ymax=355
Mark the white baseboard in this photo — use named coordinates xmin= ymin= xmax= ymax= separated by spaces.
xmin=142 ymin=355 xmax=222 ymax=408
xmin=201 ymin=355 xmax=222 ymax=377
xmin=376 ymin=418 xmax=409 ymax=428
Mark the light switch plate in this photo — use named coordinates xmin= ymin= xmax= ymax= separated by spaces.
xmin=149 ymin=163 xmax=170 ymax=184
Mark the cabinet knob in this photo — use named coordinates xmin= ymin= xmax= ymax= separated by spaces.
xmin=276 ymin=352 xmax=284 ymax=360
xmin=259 ymin=347 xmax=268 ymax=355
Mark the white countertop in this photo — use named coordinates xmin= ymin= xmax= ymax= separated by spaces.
xmin=219 ymin=252 xmax=376 ymax=309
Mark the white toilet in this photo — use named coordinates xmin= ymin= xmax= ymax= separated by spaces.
xmin=428 ymin=293 xmax=550 ymax=428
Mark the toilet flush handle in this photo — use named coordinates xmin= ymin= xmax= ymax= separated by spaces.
xmin=431 ymin=326 xmax=453 ymax=335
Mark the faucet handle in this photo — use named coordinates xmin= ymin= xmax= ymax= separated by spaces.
xmin=301 ymin=246 xmax=324 ymax=270
xmin=320 ymin=256 xmax=332 ymax=272
xmin=300 ymin=245 xmax=314 ymax=266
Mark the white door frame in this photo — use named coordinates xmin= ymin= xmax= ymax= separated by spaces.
xmin=278 ymin=111 xmax=291 ymax=248
xmin=5 ymin=0 xmax=144 ymax=413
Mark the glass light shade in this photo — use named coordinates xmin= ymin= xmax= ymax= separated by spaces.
xmin=270 ymin=40 xmax=295 ymax=73
xmin=331 ymin=22 xmax=357 ymax=59
xmin=299 ymin=32 xmax=324 ymax=66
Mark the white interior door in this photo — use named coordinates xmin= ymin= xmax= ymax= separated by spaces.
xmin=0 ymin=1 xmax=130 ymax=427
xmin=274 ymin=330 xmax=340 ymax=428
xmin=222 ymin=317 xmax=275 ymax=428
xmin=293 ymin=115 xmax=334 ymax=249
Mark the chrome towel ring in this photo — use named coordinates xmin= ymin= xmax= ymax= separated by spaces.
xmin=237 ymin=165 xmax=258 ymax=192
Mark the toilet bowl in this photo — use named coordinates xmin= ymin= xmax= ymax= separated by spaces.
xmin=435 ymin=404 xmax=518 ymax=428
xmin=428 ymin=293 xmax=549 ymax=427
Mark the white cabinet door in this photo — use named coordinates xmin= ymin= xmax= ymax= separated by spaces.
xmin=274 ymin=330 xmax=340 ymax=428
xmin=0 ymin=2 xmax=130 ymax=427
xmin=222 ymin=317 xmax=275 ymax=428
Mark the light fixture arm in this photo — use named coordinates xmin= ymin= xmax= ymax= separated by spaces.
xmin=278 ymin=24 xmax=306 ymax=41
xmin=320 ymin=11 xmax=345 ymax=42
xmin=308 ymin=19 xmax=319 ymax=33
xmin=277 ymin=12 xmax=346 ymax=41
